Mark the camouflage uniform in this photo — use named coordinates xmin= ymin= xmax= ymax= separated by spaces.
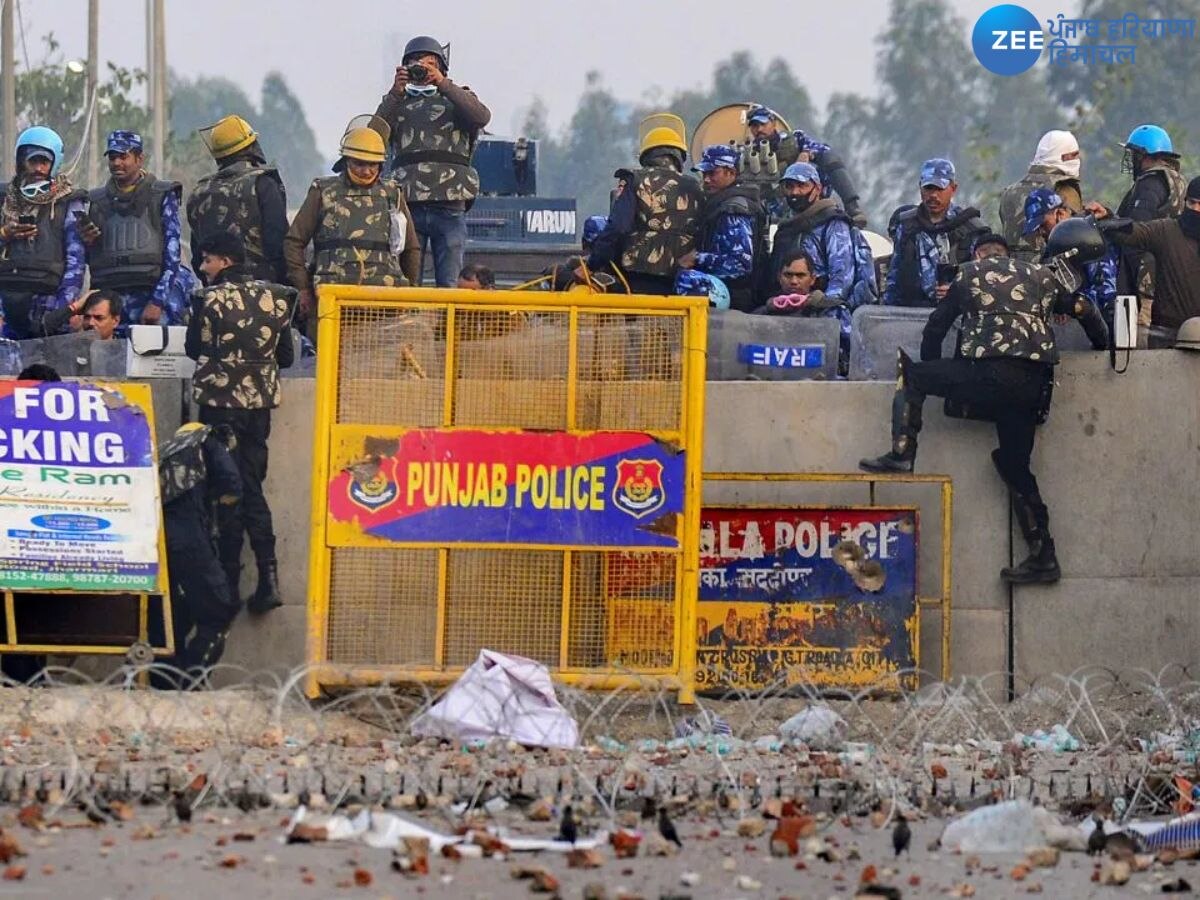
xmin=618 ymin=165 xmax=704 ymax=281
xmin=0 ymin=175 xmax=86 ymax=338
xmin=375 ymin=81 xmax=490 ymax=286
xmin=157 ymin=424 xmax=242 ymax=678
xmin=884 ymin=203 xmax=987 ymax=307
xmin=691 ymin=172 xmax=765 ymax=312
xmin=283 ymin=173 xmax=419 ymax=292
xmin=1116 ymin=159 xmax=1187 ymax=328
xmin=186 ymin=158 xmax=287 ymax=282
xmin=998 ymin=166 xmax=1083 ymax=261
xmin=865 ymin=254 xmax=1092 ymax=577
xmin=185 ymin=264 xmax=294 ymax=609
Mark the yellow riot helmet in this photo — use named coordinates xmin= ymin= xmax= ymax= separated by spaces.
xmin=638 ymin=113 xmax=688 ymax=159
xmin=199 ymin=115 xmax=258 ymax=160
xmin=339 ymin=127 xmax=387 ymax=164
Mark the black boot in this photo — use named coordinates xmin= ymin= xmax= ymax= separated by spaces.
xmin=860 ymin=360 xmax=921 ymax=473
xmin=1002 ymin=493 xmax=1061 ymax=584
xmin=1001 ymin=537 xmax=1061 ymax=584
xmin=247 ymin=559 xmax=283 ymax=613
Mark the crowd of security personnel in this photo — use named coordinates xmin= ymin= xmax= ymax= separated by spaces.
xmin=3 ymin=30 xmax=1200 ymax=671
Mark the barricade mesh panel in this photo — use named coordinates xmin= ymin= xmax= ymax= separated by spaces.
xmin=321 ymin=293 xmax=695 ymax=680
xmin=327 ymin=546 xmax=438 ymax=665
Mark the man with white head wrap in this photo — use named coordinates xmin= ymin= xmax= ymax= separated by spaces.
xmin=998 ymin=130 xmax=1084 ymax=260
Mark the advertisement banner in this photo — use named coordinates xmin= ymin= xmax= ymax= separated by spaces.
xmin=695 ymin=507 xmax=918 ymax=691
xmin=328 ymin=428 xmax=684 ymax=547
xmin=0 ymin=381 xmax=160 ymax=592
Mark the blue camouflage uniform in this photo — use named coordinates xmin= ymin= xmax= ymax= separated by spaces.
xmin=883 ymin=159 xmax=987 ymax=307
xmin=0 ymin=195 xmax=87 ymax=338
xmin=581 ymin=214 xmax=607 ymax=249
xmin=747 ymin=107 xmax=833 ymax=197
xmin=94 ymin=131 xmax=196 ymax=331
xmin=114 ymin=183 xmax=194 ymax=329
xmin=1023 ymin=186 xmax=1117 ymax=317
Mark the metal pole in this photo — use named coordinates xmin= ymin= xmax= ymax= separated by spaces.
xmin=151 ymin=0 xmax=165 ymax=175
xmin=86 ymin=0 xmax=99 ymax=187
xmin=1 ymin=0 xmax=14 ymax=181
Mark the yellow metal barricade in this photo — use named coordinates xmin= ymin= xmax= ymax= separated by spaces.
xmin=306 ymin=286 xmax=707 ymax=701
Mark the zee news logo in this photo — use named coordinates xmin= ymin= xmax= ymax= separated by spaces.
xmin=973 ymin=3 xmax=1045 ymax=75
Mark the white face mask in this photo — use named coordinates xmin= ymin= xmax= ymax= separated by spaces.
xmin=405 ymin=84 xmax=437 ymax=98
xmin=1032 ymin=130 xmax=1081 ymax=179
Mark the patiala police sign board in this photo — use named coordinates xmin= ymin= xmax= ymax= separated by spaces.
xmin=0 ymin=382 xmax=160 ymax=592
xmin=696 ymin=507 xmax=919 ymax=691
xmin=328 ymin=429 xmax=684 ymax=547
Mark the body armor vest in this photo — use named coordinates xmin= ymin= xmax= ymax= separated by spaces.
xmin=698 ymin=182 xmax=766 ymax=310
xmin=0 ymin=181 xmax=79 ymax=293
xmin=893 ymin=206 xmax=985 ymax=307
xmin=311 ymin=175 xmax=407 ymax=287
xmin=192 ymin=279 xmax=291 ymax=410
xmin=1119 ymin=161 xmax=1186 ymax=220
xmin=619 ymin=166 xmax=703 ymax=278
xmin=88 ymin=175 xmax=180 ymax=290
xmin=389 ymin=93 xmax=480 ymax=205
xmin=187 ymin=160 xmax=281 ymax=281
xmin=999 ymin=168 xmax=1082 ymax=260
xmin=956 ymin=256 xmax=1058 ymax=364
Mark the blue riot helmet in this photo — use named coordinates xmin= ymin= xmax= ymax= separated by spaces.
xmin=1121 ymin=124 xmax=1177 ymax=173
xmin=15 ymin=126 xmax=64 ymax=176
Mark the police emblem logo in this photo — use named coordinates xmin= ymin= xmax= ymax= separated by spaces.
xmin=612 ymin=459 xmax=666 ymax=520
xmin=347 ymin=462 xmax=399 ymax=512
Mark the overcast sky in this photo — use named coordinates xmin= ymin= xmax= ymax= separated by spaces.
xmin=34 ymin=0 xmax=1066 ymax=157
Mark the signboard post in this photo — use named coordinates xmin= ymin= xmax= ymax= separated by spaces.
xmin=696 ymin=506 xmax=919 ymax=692
xmin=0 ymin=381 xmax=161 ymax=593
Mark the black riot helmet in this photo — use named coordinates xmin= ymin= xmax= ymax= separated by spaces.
xmin=403 ymin=36 xmax=449 ymax=72
xmin=1045 ymin=217 xmax=1105 ymax=265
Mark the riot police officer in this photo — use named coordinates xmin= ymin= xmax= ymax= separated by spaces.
xmin=1115 ymin=125 xmax=1187 ymax=330
xmin=0 ymin=126 xmax=86 ymax=339
xmin=86 ymin=130 xmax=195 ymax=327
xmin=584 ymin=115 xmax=704 ymax=296
xmin=859 ymin=227 xmax=1109 ymax=584
xmin=157 ymin=422 xmax=242 ymax=684
xmin=375 ymin=36 xmax=491 ymax=287
xmin=284 ymin=118 xmax=420 ymax=327
xmin=186 ymin=232 xmax=294 ymax=613
xmin=188 ymin=114 xmax=288 ymax=283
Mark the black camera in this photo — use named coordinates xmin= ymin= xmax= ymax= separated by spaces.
xmin=406 ymin=63 xmax=428 ymax=82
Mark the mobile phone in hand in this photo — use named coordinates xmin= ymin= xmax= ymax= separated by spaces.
xmin=17 ymin=213 xmax=35 ymax=227
xmin=936 ymin=263 xmax=958 ymax=285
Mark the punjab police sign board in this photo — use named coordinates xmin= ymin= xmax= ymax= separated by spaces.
xmin=696 ymin=507 xmax=919 ymax=691
xmin=0 ymin=381 xmax=160 ymax=592
xmin=328 ymin=429 xmax=684 ymax=547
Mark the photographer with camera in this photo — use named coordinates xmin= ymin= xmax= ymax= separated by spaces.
xmin=375 ymin=35 xmax=490 ymax=287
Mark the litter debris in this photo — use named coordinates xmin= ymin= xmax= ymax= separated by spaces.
xmin=940 ymin=800 xmax=1084 ymax=853
xmin=674 ymin=710 xmax=732 ymax=738
xmin=1015 ymin=724 xmax=1083 ymax=753
xmin=410 ymin=650 xmax=579 ymax=749
xmin=779 ymin=705 xmax=847 ymax=749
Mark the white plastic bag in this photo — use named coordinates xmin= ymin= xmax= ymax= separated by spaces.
xmin=940 ymin=800 xmax=1085 ymax=853
xmin=779 ymin=705 xmax=847 ymax=749
xmin=410 ymin=649 xmax=579 ymax=749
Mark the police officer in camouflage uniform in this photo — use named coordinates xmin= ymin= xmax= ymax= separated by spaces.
xmin=585 ymin=118 xmax=704 ymax=296
xmin=1114 ymin=125 xmax=1187 ymax=332
xmin=156 ymin=422 xmax=242 ymax=684
xmin=745 ymin=105 xmax=865 ymax=225
xmin=284 ymin=120 xmax=419 ymax=327
xmin=85 ymin=130 xmax=196 ymax=327
xmin=186 ymin=232 xmax=295 ymax=614
xmin=187 ymin=115 xmax=288 ymax=284
xmin=375 ymin=36 xmax=491 ymax=287
xmin=675 ymin=145 xmax=765 ymax=312
xmin=860 ymin=231 xmax=1106 ymax=584
xmin=998 ymin=130 xmax=1084 ymax=261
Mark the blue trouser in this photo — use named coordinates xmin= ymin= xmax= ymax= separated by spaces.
xmin=410 ymin=204 xmax=467 ymax=287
